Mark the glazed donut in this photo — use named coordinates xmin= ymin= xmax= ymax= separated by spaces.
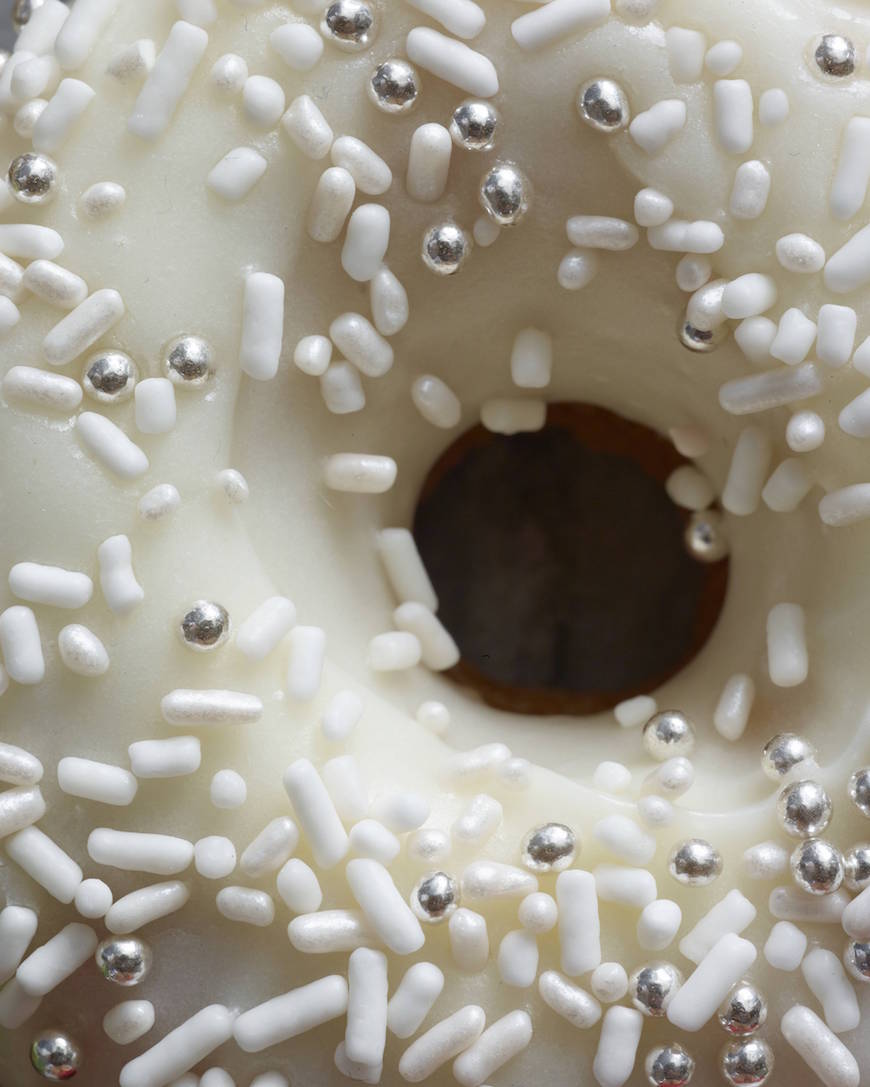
xmin=2 ymin=0 xmax=870 ymax=1085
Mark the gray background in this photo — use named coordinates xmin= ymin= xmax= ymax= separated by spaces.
xmin=2 ymin=3 xmax=16 ymax=52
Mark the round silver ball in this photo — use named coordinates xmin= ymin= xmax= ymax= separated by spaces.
xmin=422 ymin=222 xmax=471 ymax=276
xmin=179 ymin=600 xmax=230 ymax=652
xmin=814 ymin=34 xmax=855 ymax=77
xmin=30 ymin=1030 xmax=81 ymax=1081
xmin=642 ymin=710 xmax=695 ymax=761
xmin=521 ymin=822 xmax=576 ymax=872
xmin=678 ymin=318 xmax=728 ymax=353
xmin=668 ymin=838 xmax=722 ymax=886
xmin=577 ymin=77 xmax=630 ymax=132
xmin=368 ymin=58 xmax=419 ymax=113
xmin=82 ymin=350 xmax=138 ymax=403
xmin=410 ymin=870 xmax=459 ymax=923
xmin=13 ymin=0 xmax=47 ymax=31
xmin=720 ymin=1038 xmax=774 ymax=1086
xmin=644 ymin=1042 xmax=694 ymax=1087
xmin=843 ymin=940 xmax=870 ymax=983
xmin=450 ymin=100 xmax=500 ymax=152
xmin=479 ymin=162 xmax=531 ymax=226
xmin=95 ymin=936 xmax=153 ymax=986
xmin=848 ymin=767 xmax=870 ymax=817
xmin=629 ymin=961 xmax=683 ymax=1017
xmin=791 ymin=837 xmax=844 ymax=896
xmin=8 ymin=151 xmax=58 ymax=204
xmin=321 ymin=0 xmax=376 ymax=51
xmin=777 ymin=779 xmax=832 ymax=838
xmin=761 ymin=733 xmax=817 ymax=782
xmin=163 ymin=334 xmax=213 ymax=386
xmin=717 ymin=981 xmax=768 ymax=1036
xmin=684 ymin=509 xmax=729 ymax=563
xmin=844 ymin=843 xmax=870 ymax=892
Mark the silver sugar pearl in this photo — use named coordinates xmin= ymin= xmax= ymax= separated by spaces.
xmin=668 ymin=838 xmax=722 ymax=886
xmin=179 ymin=600 xmax=230 ymax=652
xmin=82 ymin=350 xmax=138 ymax=403
xmin=761 ymin=733 xmax=817 ymax=782
xmin=629 ymin=961 xmax=683 ymax=1017
xmin=321 ymin=0 xmax=376 ymax=51
xmin=720 ymin=1038 xmax=774 ymax=1087
xmin=163 ymin=334 xmax=213 ymax=386
xmin=843 ymin=940 xmax=870 ymax=983
xmin=450 ymin=100 xmax=500 ymax=151
xmin=422 ymin=222 xmax=471 ymax=276
xmin=679 ymin=318 xmax=728 ymax=353
xmin=577 ymin=77 xmax=630 ymax=132
xmin=684 ymin=509 xmax=729 ymax=564
xmin=814 ymin=34 xmax=855 ymax=77
xmin=642 ymin=710 xmax=695 ymax=761
xmin=479 ymin=162 xmax=531 ymax=226
xmin=95 ymin=936 xmax=153 ymax=986
xmin=13 ymin=0 xmax=47 ymax=31
xmin=30 ymin=1030 xmax=81 ymax=1081
xmin=844 ymin=843 xmax=870 ymax=891
xmin=645 ymin=1042 xmax=695 ymax=1087
xmin=790 ymin=837 xmax=844 ymax=896
xmin=848 ymin=767 xmax=870 ymax=817
xmin=717 ymin=981 xmax=768 ymax=1036
xmin=777 ymin=779 xmax=832 ymax=838
xmin=410 ymin=870 xmax=459 ymax=923
xmin=8 ymin=151 xmax=58 ymax=204
xmin=521 ymin=822 xmax=576 ymax=872
xmin=368 ymin=58 xmax=419 ymax=113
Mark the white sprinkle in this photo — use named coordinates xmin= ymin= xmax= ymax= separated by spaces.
xmin=665 ymin=26 xmax=705 ymax=81
xmin=744 ymin=840 xmax=789 ymax=880
xmin=507 ymin=327 xmax=552 ymax=389
xmin=722 ymin=426 xmax=771 ymax=514
xmin=294 ymin=333 xmax=332 ymax=375
xmin=0 ymin=253 xmax=23 ymax=301
xmin=242 ymin=75 xmax=285 ymax=128
xmin=128 ymin=21 xmax=208 ymax=140
xmin=283 ymin=95 xmax=334 ymax=160
xmin=277 ymin=857 xmax=322 ymax=913
xmin=831 ymin=117 xmax=870 ymax=220
xmin=250 ymin=1076 xmax=288 ymax=1087
xmin=592 ymin=815 xmax=654 ymax=865
xmin=453 ymin=1009 xmax=532 ymax=1087
xmin=331 ymin=135 xmax=391 ymax=194
xmin=13 ymin=98 xmax=47 ymax=138
xmin=566 ymin=215 xmax=638 ymax=251
xmin=473 ymin=215 xmax=500 ymax=247
xmin=637 ymin=899 xmax=682 ymax=951
xmin=406 ymin=26 xmax=498 ymax=96
xmin=283 ymin=758 xmax=348 ymax=869
xmin=119 ymin=1005 xmax=235 ymax=1087
xmin=593 ymin=865 xmax=656 ymax=908
xmin=349 ymin=819 xmax=400 ymax=863
xmin=103 ymin=1000 xmax=155 ymax=1046
xmin=592 ymin=761 xmax=631 ymax=794
xmin=446 ymin=743 xmax=511 ymax=784
xmin=134 ymin=378 xmax=175 ymax=435
xmin=217 ymin=467 xmax=249 ymax=503
xmin=405 ymin=0 xmax=485 ymax=39
xmin=78 ymin=414 xmax=148 ymax=480
xmin=759 ymin=87 xmax=789 ymax=126
xmin=839 ymin=387 xmax=870 ymax=438
xmin=719 ymin=362 xmax=822 ymax=416
xmin=407 ymin=123 xmax=452 ymax=205
xmin=334 ymin=1042 xmax=380 ymax=1085
xmin=55 ymin=0 xmax=119 ymax=69
xmin=0 ymin=787 xmax=46 ymax=843
xmin=209 ymin=52 xmax=247 ymax=93
xmin=346 ymin=948 xmax=388 ymax=1068
xmin=376 ymin=528 xmax=437 ymax=611
xmin=628 ymin=99 xmax=686 ymax=154
xmin=370 ymin=791 xmax=430 ymax=833
xmin=412 ymin=374 xmax=462 ymax=427
xmin=647 ymin=219 xmax=723 ymax=253
xmin=216 ymin=887 xmax=274 ymax=927
xmin=686 ymin=279 xmax=726 ymax=332
xmin=347 ymin=858 xmax=425 ymax=955
xmin=160 ymin=688 xmax=263 ymax=725
xmin=88 ymin=828 xmax=193 ymax=875
xmin=15 ymin=0 xmax=69 ymax=54
xmin=288 ymin=910 xmax=372 ymax=953
xmin=414 ymin=703 xmax=448 ymax=739
xmin=194 ymin=836 xmax=236 ymax=879
xmin=308 ymin=166 xmax=356 ymax=243
xmin=58 ymin=757 xmax=135 ymax=805
xmin=816 ymin=303 xmax=856 ymax=367
xmin=398 ymin=1005 xmax=485 ymax=1083
xmin=641 ymin=756 xmax=694 ymax=798
xmin=452 ymin=793 xmax=502 ymax=846
xmin=679 ymin=889 xmax=756 ymax=963
xmin=633 ymin=187 xmax=673 ymax=227
xmin=129 ymin=736 xmax=201 ymax=779
xmin=32 ymin=78 xmax=94 ymax=153
xmin=105 ymin=880 xmax=190 ymax=935
xmin=0 ymin=606 xmax=44 ymax=685
xmin=388 ymin=962 xmax=444 ymax=1039
xmin=0 ymin=907 xmax=38 ymax=984
xmin=394 ymin=601 xmax=459 ymax=670
xmin=320 ymin=689 xmax=364 ymax=744
xmin=511 ymin=0 xmax=610 ymax=51
xmin=781 ymin=1005 xmax=860 ymax=1087
xmin=107 ymin=39 xmax=156 ymax=83
xmin=590 ymin=963 xmax=629 ymax=1004
xmin=637 ymin=795 xmax=674 ymax=828
xmin=241 ymin=817 xmax=299 ymax=878
xmin=667 ymin=933 xmax=757 ymax=1031
xmin=481 ymin=397 xmax=546 ymax=434
xmin=43 ymin=288 xmax=125 ymax=367
xmin=207 ymin=147 xmax=267 ymax=201
xmin=802 ymin=948 xmax=859 ymax=1033
xmin=713 ymin=673 xmax=755 ymax=740
xmin=0 ymin=744 xmax=42 ymax=788
xmin=138 ymin=483 xmax=180 ymax=521
xmin=209 ymin=768 xmax=245 ymax=806
xmin=330 ymin=312 xmax=393 ymax=376
xmin=270 ymin=23 xmax=324 ymax=71
xmin=730 ymin=160 xmax=770 ymax=220
xmin=342 ymin=204 xmax=390 ymax=283
xmin=767 ymin=602 xmax=808 ymax=687
xmin=12 ymin=55 xmax=59 ymax=104
xmin=323 ymin=755 xmax=368 ymax=824
xmin=675 ymin=254 xmax=712 ymax=293
xmin=9 ymin=561 xmax=91 ymax=610
xmin=557 ymin=869 xmax=600 ymax=976
xmin=770 ymin=308 xmax=817 ymax=365
xmin=721 ymin=273 xmax=777 ymax=319
xmin=0 ymin=976 xmax=41 ymax=1030
xmin=824 ymin=223 xmax=870 ymax=294
xmin=762 ymin=458 xmax=812 ymax=513
xmin=518 ymin=891 xmax=558 ymax=934
xmin=286 ymin=625 xmax=326 ymax=699
xmin=614 ymin=694 xmax=656 ymax=728
xmin=538 ymin=970 xmax=601 ymax=1029
xmin=236 ymin=596 xmax=296 ymax=662
xmin=819 ymin=483 xmax=870 ymax=526
xmin=664 ymin=465 xmax=714 ymax=510
xmin=763 ymin=921 xmax=807 ymax=970
xmin=22 ymin=260 xmax=87 ymax=309
xmin=593 ymin=1006 xmax=643 ymax=1087
xmin=842 ymin=883 xmax=870 ymax=940
xmin=16 ymin=922 xmax=96 ymax=998
xmin=713 ymin=79 xmax=753 ymax=154
xmin=734 ymin=316 xmax=777 ymax=363
xmin=239 ymin=272 xmax=284 ymax=381
xmin=706 ymin=39 xmax=742 ymax=75
xmin=370 ymin=265 xmax=408 ymax=336
xmin=449 ymin=908 xmax=489 ymax=972
xmin=176 ymin=0 xmax=217 ymax=26
xmin=776 ymin=233 xmax=826 ymax=274
xmin=5 ymin=825 xmax=81 ymax=902
xmin=769 ymin=886 xmax=849 ymax=924
xmin=234 ymin=977 xmax=349 ymax=1054
xmin=324 ymin=453 xmax=397 ymax=494
xmin=557 ymin=247 xmax=599 ymax=289
xmin=369 ymin=630 xmax=420 ymax=671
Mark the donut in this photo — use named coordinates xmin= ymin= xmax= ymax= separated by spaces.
xmin=1 ymin=0 xmax=870 ymax=1085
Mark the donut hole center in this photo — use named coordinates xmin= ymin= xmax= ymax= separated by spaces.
xmin=413 ymin=403 xmax=729 ymax=715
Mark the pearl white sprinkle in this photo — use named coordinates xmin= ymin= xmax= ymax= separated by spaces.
xmin=629 ymin=99 xmax=686 ymax=154
xmin=412 ymin=374 xmax=462 ymax=427
xmin=371 ymin=791 xmax=430 ymax=833
xmin=767 ymin=602 xmax=808 ymax=687
xmin=538 ymin=971 xmax=601 ymax=1029
xmin=405 ymin=26 xmax=498 ymax=96
xmin=633 ymin=187 xmax=673 ymax=227
xmin=0 ymin=606 xmax=44 ymax=684
xmin=398 ymin=1005 xmax=486 ymax=1082
xmin=462 ymin=859 xmax=536 ymax=900
xmin=241 ymin=817 xmax=299 ymax=879
xmin=288 ymin=910 xmax=373 ymax=954
xmin=43 ymin=288 xmax=125 ymax=367
xmin=706 ymin=39 xmax=742 ymax=74
xmin=216 ymin=887 xmax=274 ymax=927
xmin=713 ymin=671 xmax=756 ymax=743
xmin=107 ymin=38 xmax=156 ymax=83
xmin=342 ymin=204 xmax=390 ymax=283
xmin=734 ymin=315 xmax=777 ymax=362
xmin=675 ymin=255 xmax=711 ymax=293
xmin=330 ymin=312 xmax=393 ymax=376
xmin=324 ymin=453 xmax=397 ymax=494
xmin=769 ymin=886 xmax=849 ymax=924
xmin=119 ymin=1005 xmax=235 ymax=1087
xmin=780 ymin=1005 xmax=860 ymax=1087
xmin=592 ymin=815 xmax=654 ymax=865
xmin=331 ymin=135 xmax=391 ymax=194
xmin=614 ymin=694 xmax=656 ymax=728
xmin=777 ymin=233 xmax=826 ymax=274
xmin=294 ymin=334 xmax=332 ymax=375
xmin=557 ymin=247 xmax=599 ymax=289
xmin=58 ymin=757 xmax=136 ymax=805
xmin=127 ymin=20 xmax=208 ymax=140
xmin=78 ymin=414 xmax=148 ymax=480
xmin=22 ymin=260 xmax=87 ymax=309
xmin=787 ymin=411 xmax=825 ymax=453
xmin=105 ymin=880 xmax=190 ymax=935
xmin=370 ymin=265 xmax=409 ymax=336
xmin=130 ymin=736 xmax=201 ymax=779
xmin=283 ymin=94 xmax=334 ymax=160
xmin=307 ymin=166 xmax=355 ymax=243
xmin=842 ymin=884 xmax=870 ymax=940
xmin=160 ymin=688 xmax=263 ymax=725
xmin=730 ymin=160 xmax=770 ymax=219
xmin=664 ymin=465 xmax=714 ymax=510
xmin=719 ymin=362 xmax=823 ymax=416
xmin=820 ymin=484 xmax=870 ymax=526
xmin=416 ymin=701 xmax=450 ymax=736
xmin=138 ymin=483 xmax=180 ymax=520
xmin=566 ymin=215 xmax=638 ymax=251
xmin=0 ymin=744 xmax=42 ymax=788
xmin=452 ymin=793 xmax=502 ymax=845
xmin=207 ymin=147 xmax=268 ymax=201
xmin=407 ymin=123 xmax=452 ymax=203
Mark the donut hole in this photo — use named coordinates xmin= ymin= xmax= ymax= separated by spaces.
xmin=413 ymin=402 xmax=729 ymax=714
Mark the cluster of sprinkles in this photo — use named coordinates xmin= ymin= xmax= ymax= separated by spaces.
xmin=4 ymin=0 xmax=870 ymax=1086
